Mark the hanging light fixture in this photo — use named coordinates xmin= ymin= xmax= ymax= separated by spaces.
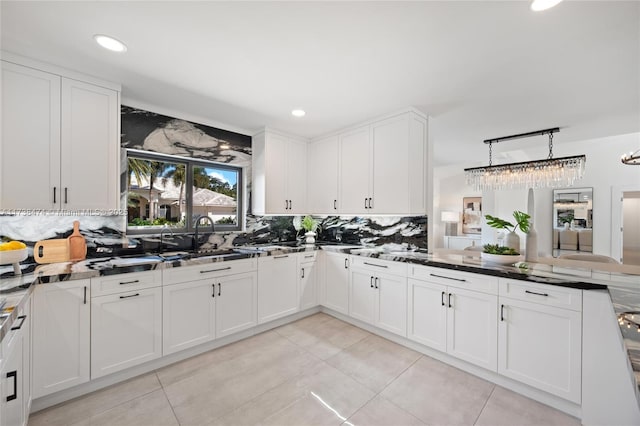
xmin=464 ymin=128 xmax=586 ymax=191
xmin=621 ymin=149 xmax=640 ymax=165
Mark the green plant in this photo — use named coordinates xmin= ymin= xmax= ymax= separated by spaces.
xmin=301 ymin=215 xmax=321 ymax=233
xmin=482 ymin=244 xmax=520 ymax=255
xmin=485 ymin=211 xmax=531 ymax=234
xmin=558 ymin=213 xmax=574 ymax=225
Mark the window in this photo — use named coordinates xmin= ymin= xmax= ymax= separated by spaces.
xmin=126 ymin=149 xmax=243 ymax=233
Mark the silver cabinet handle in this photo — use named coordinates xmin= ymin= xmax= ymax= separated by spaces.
xmin=200 ymin=266 xmax=232 ymax=274
xmin=430 ymin=273 xmax=466 ymax=283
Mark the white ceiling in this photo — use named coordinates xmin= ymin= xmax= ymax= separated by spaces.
xmin=1 ymin=1 xmax=638 ymax=167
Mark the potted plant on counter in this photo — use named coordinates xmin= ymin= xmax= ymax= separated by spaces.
xmin=301 ymin=215 xmax=321 ymax=245
xmin=485 ymin=211 xmax=530 ymax=251
xmin=481 ymin=244 xmax=524 ymax=264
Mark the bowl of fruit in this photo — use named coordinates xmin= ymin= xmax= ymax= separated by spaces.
xmin=0 ymin=241 xmax=28 ymax=265
xmin=481 ymin=244 xmax=523 ymax=265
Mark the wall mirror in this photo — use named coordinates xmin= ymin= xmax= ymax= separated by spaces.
xmin=552 ymin=187 xmax=593 ymax=256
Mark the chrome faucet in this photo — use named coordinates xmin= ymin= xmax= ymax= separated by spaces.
xmin=193 ymin=215 xmax=215 ymax=252
xmin=159 ymin=226 xmax=174 ymax=253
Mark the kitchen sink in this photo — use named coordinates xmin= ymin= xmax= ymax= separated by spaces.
xmin=110 ymin=255 xmax=164 ymax=267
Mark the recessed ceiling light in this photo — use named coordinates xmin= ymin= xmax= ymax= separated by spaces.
xmin=219 ymin=144 xmax=230 ymax=149
xmin=291 ymin=109 xmax=306 ymax=117
xmin=530 ymin=0 xmax=563 ymax=11
xmin=93 ymin=34 xmax=127 ymax=52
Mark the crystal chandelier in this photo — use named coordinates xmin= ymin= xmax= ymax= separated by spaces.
xmin=464 ymin=128 xmax=586 ymax=191
xmin=621 ymin=149 xmax=640 ymax=165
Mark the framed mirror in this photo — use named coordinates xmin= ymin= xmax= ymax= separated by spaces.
xmin=552 ymin=187 xmax=593 ymax=256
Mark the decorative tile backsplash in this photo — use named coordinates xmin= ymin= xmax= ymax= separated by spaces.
xmin=0 ymin=214 xmax=427 ymax=261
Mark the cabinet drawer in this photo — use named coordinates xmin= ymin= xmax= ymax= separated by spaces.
xmin=349 ymin=255 xmax=407 ymax=277
xmin=163 ymin=258 xmax=257 ymax=285
xmin=408 ymin=265 xmax=498 ymax=295
xmin=499 ymin=279 xmax=582 ymax=312
xmin=91 ymin=270 xmax=162 ymax=297
xmin=297 ymin=252 xmax=317 ymax=262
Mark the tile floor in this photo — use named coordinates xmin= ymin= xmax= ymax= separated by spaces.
xmin=28 ymin=313 xmax=580 ymax=426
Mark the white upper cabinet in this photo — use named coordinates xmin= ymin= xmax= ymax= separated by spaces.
xmin=1 ymin=61 xmax=61 ymax=210
xmin=339 ymin=125 xmax=372 ymax=213
xmin=252 ymin=129 xmax=307 ymax=215
xmin=307 ymin=135 xmax=339 ymax=214
xmin=61 ymin=78 xmax=119 ymax=210
xmin=1 ymin=59 xmax=120 ymax=211
xmin=324 ymin=109 xmax=428 ymax=215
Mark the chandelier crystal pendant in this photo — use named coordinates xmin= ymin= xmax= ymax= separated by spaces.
xmin=621 ymin=149 xmax=640 ymax=165
xmin=464 ymin=128 xmax=586 ymax=191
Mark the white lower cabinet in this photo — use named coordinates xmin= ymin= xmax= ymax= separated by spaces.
xmin=1 ymin=299 xmax=30 ymax=426
xmin=258 ymin=255 xmax=298 ymax=323
xmin=33 ymin=280 xmax=90 ymax=398
xmin=407 ymin=266 xmax=498 ymax=372
xmin=91 ymin=287 xmax=162 ymax=379
xmin=215 ymin=272 xmax=258 ymax=338
xmin=298 ymin=253 xmax=318 ymax=311
xmin=349 ymin=258 xmax=408 ymax=336
xmin=498 ymin=279 xmax=582 ymax=404
xmin=163 ymin=264 xmax=257 ymax=355
xmin=323 ymin=252 xmax=350 ymax=314
xmin=163 ymin=279 xmax=216 ymax=356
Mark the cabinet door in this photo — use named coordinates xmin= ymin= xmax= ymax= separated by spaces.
xmin=307 ymin=136 xmax=339 ymax=214
xmin=61 ymin=78 xmax=119 ymax=210
xmin=91 ymin=287 xmax=162 ymax=379
xmin=1 ymin=331 xmax=24 ymax=426
xmin=349 ymin=268 xmax=376 ymax=325
xmin=299 ymin=260 xmax=317 ymax=311
xmin=163 ymin=280 xmax=216 ymax=356
xmin=33 ymin=280 xmax=90 ymax=398
xmin=1 ymin=61 xmax=61 ymax=210
xmin=498 ymin=297 xmax=582 ymax=403
xmin=375 ymin=273 xmax=408 ymax=336
xmin=217 ymin=272 xmax=258 ymax=338
xmin=339 ymin=125 xmax=371 ymax=213
xmin=407 ymin=279 xmax=447 ymax=352
xmin=264 ymin=132 xmax=289 ymax=214
xmin=287 ymin=139 xmax=307 ymax=214
xmin=21 ymin=296 xmax=32 ymax=418
xmin=323 ymin=253 xmax=349 ymax=314
xmin=258 ymin=255 xmax=298 ymax=323
xmin=446 ymin=287 xmax=498 ymax=372
xmin=370 ymin=115 xmax=410 ymax=214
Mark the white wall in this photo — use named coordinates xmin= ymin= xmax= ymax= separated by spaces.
xmin=434 ymin=132 xmax=640 ymax=257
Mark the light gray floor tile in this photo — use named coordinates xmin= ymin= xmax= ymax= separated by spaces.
xmin=163 ymin=337 xmax=321 ymax=425
xmin=214 ymin=362 xmax=375 ymax=426
xmin=381 ymin=356 xmax=494 ymax=425
xmin=156 ymin=330 xmax=284 ymax=387
xmin=28 ymin=373 xmax=161 ymax=426
xmin=344 ymin=394 xmax=425 ymax=426
xmin=326 ymin=334 xmax=421 ymax=392
xmin=475 ymin=386 xmax=581 ymax=426
xmin=71 ymin=389 xmax=178 ymax=426
xmin=277 ymin=315 xmax=371 ymax=359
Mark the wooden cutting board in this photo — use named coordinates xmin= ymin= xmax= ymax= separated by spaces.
xmin=34 ymin=238 xmax=70 ymax=264
xmin=68 ymin=221 xmax=87 ymax=261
